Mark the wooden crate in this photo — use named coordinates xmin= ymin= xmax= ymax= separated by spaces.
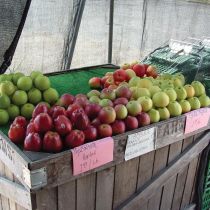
xmin=0 ymin=112 xmax=209 ymax=210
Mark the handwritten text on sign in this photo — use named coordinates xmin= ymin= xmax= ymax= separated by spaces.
xmin=185 ymin=108 xmax=210 ymax=134
xmin=125 ymin=127 xmax=156 ymax=161
xmin=71 ymin=137 xmax=114 ymax=175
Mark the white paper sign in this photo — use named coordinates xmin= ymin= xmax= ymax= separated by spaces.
xmin=125 ymin=127 xmax=156 ymax=161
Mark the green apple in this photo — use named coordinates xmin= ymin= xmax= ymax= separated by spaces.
xmin=0 ymin=75 xmax=9 ymax=83
xmin=148 ymin=109 xmax=160 ymax=123
xmin=137 ymin=96 xmax=153 ymax=112
xmin=128 ymin=76 xmax=141 ymax=87
xmin=187 ymin=97 xmax=201 ymax=110
xmin=30 ymin=71 xmax=43 ymax=81
xmin=138 ymin=78 xmax=153 ymax=88
xmin=199 ymin=94 xmax=210 ymax=107
xmin=160 ymin=73 xmax=172 ymax=80
xmin=12 ymin=72 xmax=24 ymax=85
xmin=28 ymin=88 xmax=42 ymax=105
xmin=34 ymin=75 xmax=51 ymax=91
xmin=89 ymin=96 xmax=101 ymax=104
xmin=7 ymin=104 xmax=20 ymax=120
xmin=172 ymin=77 xmax=182 ymax=87
xmin=21 ymin=103 xmax=35 ymax=119
xmin=125 ymin=69 xmax=136 ymax=80
xmin=0 ymin=94 xmax=11 ymax=109
xmin=100 ymin=89 xmax=116 ymax=100
xmin=132 ymin=88 xmax=151 ymax=99
xmin=164 ymin=88 xmax=177 ymax=101
xmin=184 ymin=84 xmax=195 ymax=98
xmin=0 ymin=81 xmax=15 ymax=96
xmin=0 ymin=109 xmax=9 ymax=125
xmin=114 ymin=104 xmax=128 ymax=119
xmin=43 ymin=88 xmax=59 ymax=105
xmin=175 ymin=86 xmax=187 ymax=100
xmin=87 ymin=90 xmax=101 ymax=98
xmin=174 ymin=73 xmax=185 ymax=85
xmin=99 ymin=99 xmax=113 ymax=107
xmin=158 ymin=107 xmax=170 ymax=120
xmin=17 ymin=76 xmax=33 ymax=91
xmin=126 ymin=100 xmax=142 ymax=116
xmin=160 ymin=80 xmax=174 ymax=90
xmin=191 ymin=81 xmax=205 ymax=97
xmin=179 ymin=100 xmax=191 ymax=113
xmin=167 ymin=101 xmax=182 ymax=117
xmin=148 ymin=86 xmax=161 ymax=97
xmin=12 ymin=90 xmax=28 ymax=106
xmin=152 ymin=92 xmax=169 ymax=108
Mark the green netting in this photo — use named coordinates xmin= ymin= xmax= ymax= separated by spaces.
xmin=0 ymin=66 xmax=115 ymax=136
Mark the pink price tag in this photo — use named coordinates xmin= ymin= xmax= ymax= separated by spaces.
xmin=71 ymin=137 xmax=114 ymax=175
xmin=185 ymin=108 xmax=210 ymax=134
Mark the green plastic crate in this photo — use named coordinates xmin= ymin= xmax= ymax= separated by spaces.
xmin=202 ymin=161 xmax=210 ymax=210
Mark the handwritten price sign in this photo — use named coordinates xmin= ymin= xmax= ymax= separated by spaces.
xmin=185 ymin=108 xmax=210 ymax=134
xmin=71 ymin=137 xmax=114 ymax=175
xmin=125 ymin=127 xmax=156 ymax=161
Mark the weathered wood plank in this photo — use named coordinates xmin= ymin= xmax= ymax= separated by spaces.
xmin=77 ymin=173 xmax=96 ymax=210
xmin=15 ymin=205 xmax=27 ymax=210
xmin=137 ymin=151 xmax=155 ymax=189
xmin=113 ymin=157 xmax=139 ymax=208
xmin=147 ymin=146 xmax=169 ymax=210
xmin=170 ymin=137 xmax=194 ymax=210
xmin=0 ymin=132 xmax=30 ymax=189
xmin=58 ymin=180 xmax=76 ymax=210
xmin=96 ymin=167 xmax=115 ymax=210
xmin=0 ymin=176 xmax=31 ymax=210
xmin=180 ymin=157 xmax=199 ymax=209
xmin=36 ymin=188 xmax=57 ymax=210
xmin=160 ymin=140 xmax=183 ymax=210
xmin=136 ymin=151 xmax=155 ymax=210
xmin=115 ymin=132 xmax=210 ymax=210
xmin=182 ymin=203 xmax=196 ymax=210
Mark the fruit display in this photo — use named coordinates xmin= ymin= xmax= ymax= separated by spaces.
xmin=0 ymin=71 xmax=59 ymax=125
xmin=1 ymin=60 xmax=210 ymax=154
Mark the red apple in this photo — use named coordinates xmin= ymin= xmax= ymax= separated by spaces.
xmin=66 ymin=103 xmax=82 ymax=118
xmin=54 ymin=115 xmax=72 ymax=136
xmin=26 ymin=122 xmax=37 ymax=136
xmin=13 ymin=116 xmax=27 ymax=128
xmin=108 ymin=84 xmax=118 ymax=90
xmin=75 ymin=94 xmax=88 ymax=100
xmin=132 ymin=64 xmax=146 ymax=77
xmin=34 ymin=113 xmax=53 ymax=133
xmin=113 ymin=69 xmax=128 ymax=82
xmin=89 ymin=77 xmax=101 ymax=89
xmin=65 ymin=130 xmax=85 ymax=148
xmin=98 ymin=106 xmax=116 ymax=124
xmin=111 ymin=120 xmax=126 ymax=135
xmin=50 ymin=106 xmax=66 ymax=119
xmin=74 ymin=97 xmax=89 ymax=108
xmin=43 ymin=131 xmax=63 ymax=153
xmin=115 ymin=86 xmax=132 ymax=99
xmin=124 ymin=116 xmax=138 ymax=131
xmin=104 ymin=77 xmax=115 ymax=88
xmin=85 ymin=103 xmax=101 ymax=120
xmin=113 ymin=97 xmax=129 ymax=106
xmin=84 ymin=126 xmax=98 ymax=142
xmin=8 ymin=124 xmax=26 ymax=144
xmin=98 ymin=124 xmax=112 ymax=138
xmin=71 ymin=109 xmax=89 ymax=130
xmin=91 ymin=118 xmax=101 ymax=127
xmin=143 ymin=64 xmax=149 ymax=71
xmin=32 ymin=103 xmax=49 ymax=119
xmin=146 ymin=65 xmax=158 ymax=78
xmin=24 ymin=133 xmax=42 ymax=152
xmin=136 ymin=112 xmax=151 ymax=127
xmin=101 ymin=75 xmax=110 ymax=86
xmin=60 ymin=94 xmax=75 ymax=107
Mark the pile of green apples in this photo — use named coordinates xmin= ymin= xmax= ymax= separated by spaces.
xmin=0 ymin=71 xmax=59 ymax=125
xmin=128 ymin=73 xmax=210 ymax=122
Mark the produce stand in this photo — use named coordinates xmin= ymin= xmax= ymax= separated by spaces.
xmin=0 ymin=64 xmax=209 ymax=210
